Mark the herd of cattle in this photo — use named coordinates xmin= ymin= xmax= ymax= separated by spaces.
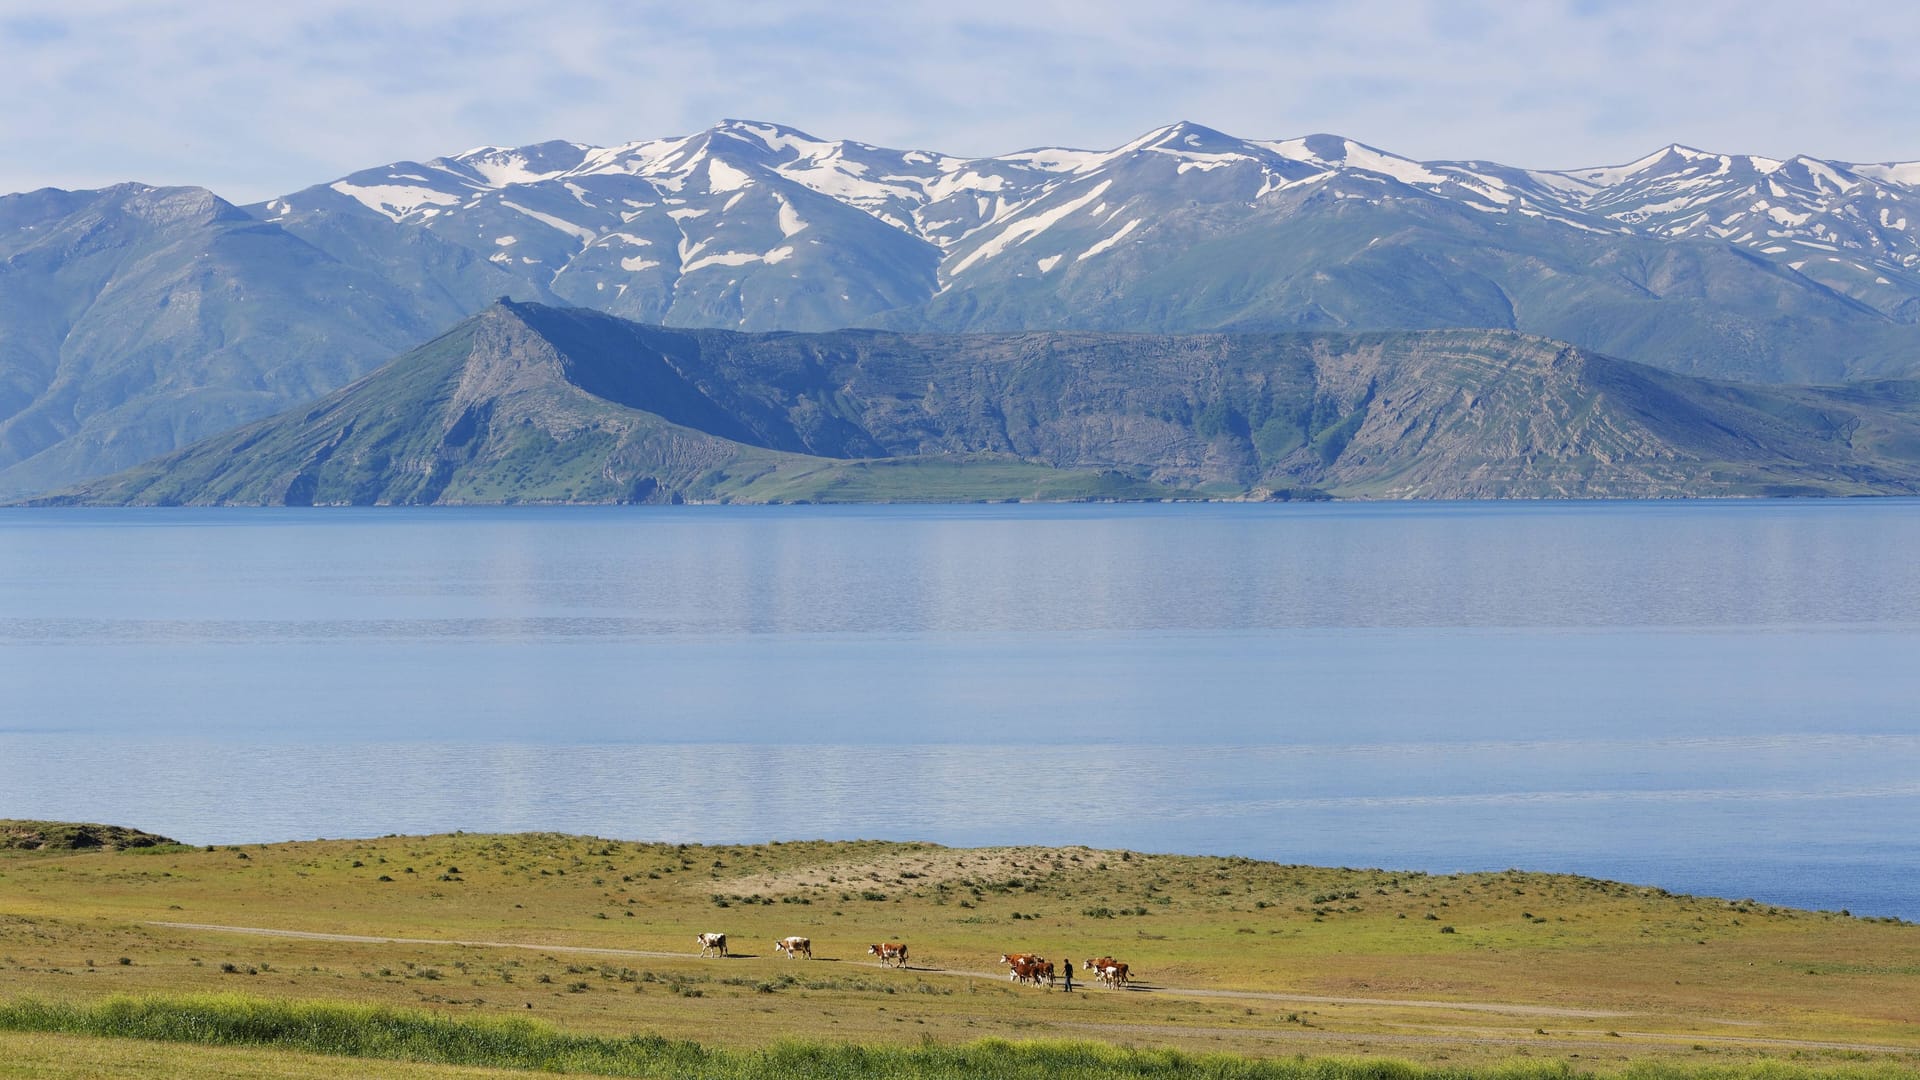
xmin=693 ymin=933 xmax=1130 ymax=989
xmin=1001 ymin=951 xmax=1131 ymax=988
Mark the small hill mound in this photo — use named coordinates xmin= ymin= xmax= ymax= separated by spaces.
xmin=0 ymin=820 xmax=178 ymax=851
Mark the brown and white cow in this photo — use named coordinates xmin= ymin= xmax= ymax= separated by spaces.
xmin=1084 ymin=956 xmax=1130 ymax=986
xmin=998 ymin=952 xmax=1041 ymax=979
xmin=1007 ymin=956 xmax=1054 ymax=987
xmin=695 ymin=932 xmax=727 ymax=957
xmin=775 ymin=936 xmax=812 ymax=959
xmin=867 ymin=941 xmax=908 ymax=967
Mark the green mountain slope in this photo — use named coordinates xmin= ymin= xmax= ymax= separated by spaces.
xmin=38 ymin=302 xmax=1920 ymax=505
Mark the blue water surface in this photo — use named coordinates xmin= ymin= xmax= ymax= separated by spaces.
xmin=2 ymin=501 xmax=1916 ymax=918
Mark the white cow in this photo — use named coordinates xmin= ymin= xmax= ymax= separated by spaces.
xmin=696 ymin=931 xmax=728 ymax=957
xmin=775 ymin=935 xmax=812 ymax=959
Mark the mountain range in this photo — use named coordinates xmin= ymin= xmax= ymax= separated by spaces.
xmin=40 ymin=301 xmax=1920 ymax=506
xmin=4 ymin=119 xmax=1919 ymax=497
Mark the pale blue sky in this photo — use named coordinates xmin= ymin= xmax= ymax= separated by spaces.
xmin=5 ymin=0 xmax=1917 ymax=202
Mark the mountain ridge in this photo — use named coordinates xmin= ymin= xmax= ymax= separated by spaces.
xmin=6 ymin=119 xmax=1920 ymax=496
xmin=36 ymin=302 xmax=1920 ymax=507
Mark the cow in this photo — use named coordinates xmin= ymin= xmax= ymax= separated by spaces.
xmin=867 ymin=941 xmax=908 ymax=968
xmin=1007 ymin=956 xmax=1052 ymax=987
xmin=774 ymin=935 xmax=812 ymax=959
xmin=695 ymin=932 xmax=727 ymax=958
xmin=1084 ymin=956 xmax=1130 ymax=986
xmin=999 ymin=953 xmax=1041 ymax=981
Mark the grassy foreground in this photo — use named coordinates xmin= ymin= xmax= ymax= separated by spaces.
xmin=1 ymin=831 xmax=1917 ymax=1077
xmin=0 ymin=995 xmax=1912 ymax=1080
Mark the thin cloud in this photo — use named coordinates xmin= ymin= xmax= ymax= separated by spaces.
xmin=3 ymin=0 xmax=1916 ymax=202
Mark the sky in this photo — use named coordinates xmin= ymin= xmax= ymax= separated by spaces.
xmin=4 ymin=0 xmax=1918 ymax=203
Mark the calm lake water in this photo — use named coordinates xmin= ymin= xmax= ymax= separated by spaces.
xmin=3 ymin=502 xmax=1918 ymax=919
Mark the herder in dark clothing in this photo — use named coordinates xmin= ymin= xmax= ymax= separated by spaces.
xmin=1061 ymin=958 xmax=1074 ymax=992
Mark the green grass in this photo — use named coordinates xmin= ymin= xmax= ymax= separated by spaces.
xmin=5 ymin=833 xmax=1918 ymax=1072
xmin=715 ymin=455 xmax=1189 ymax=503
xmin=1 ymin=994 xmax=1908 ymax=1080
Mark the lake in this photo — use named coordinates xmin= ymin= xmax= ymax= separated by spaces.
xmin=3 ymin=502 xmax=1917 ymax=919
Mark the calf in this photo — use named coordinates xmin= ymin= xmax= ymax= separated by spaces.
xmin=775 ymin=936 xmax=812 ymax=959
xmin=867 ymin=941 xmax=909 ymax=968
xmin=695 ymin=932 xmax=727 ymax=958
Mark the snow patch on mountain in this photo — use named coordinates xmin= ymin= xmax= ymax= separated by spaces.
xmin=1079 ymin=218 xmax=1143 ymax=260
xmin=947 ymin=180 xmax=1113 ymax=277
xmin=329 ymin=181 xmax=462 ymax=222
xmin=775 ymin=195 xmax=807 ymax=237
xmin=683 ymin=251 xmax=763 ymax=272
xmin=499 ymin=200 xmax=596 ymax=247
xmin=705 ymin=159 xmax=753 ymax=193
xmin=456 ymin=145 xmax=586 ymax=187
xmin=1856 ymin=162 xmax=1920 ymax=186
xmin=998 ymin=148 xmax=1109 ymax=174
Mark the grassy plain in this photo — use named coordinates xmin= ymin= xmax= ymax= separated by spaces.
xmin=1 ymin=832 xmax=1916 ymax=1077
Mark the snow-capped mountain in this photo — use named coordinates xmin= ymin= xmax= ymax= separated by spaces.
xmin=6 ymin=119 xmax=1920 ymax=497
xmin=258 ymin=119 xmax=1920 ymax=332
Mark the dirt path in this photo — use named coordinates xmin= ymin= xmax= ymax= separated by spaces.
xmin=147 ymin=920 xmax=1615 ymax=1016
xmin=146 ymin=921 xmax=1918 ymax=1056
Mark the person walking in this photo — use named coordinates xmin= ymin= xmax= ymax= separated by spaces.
xmin=1061 ymin=957 xmax=1074 ymax=993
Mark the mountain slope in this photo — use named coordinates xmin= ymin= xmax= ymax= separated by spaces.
xmin=8 ymin=121 xmax=1920 ymax=497
xmin=248 ymin=119 xmax=1920 ymax=385
xmin=0 ymin=184 xmax=433 ymax=496
xmin=45 ymin=304 xmax=1183 ymax=507
xmin=40 ymin=302 xmax=1920 ymax=505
